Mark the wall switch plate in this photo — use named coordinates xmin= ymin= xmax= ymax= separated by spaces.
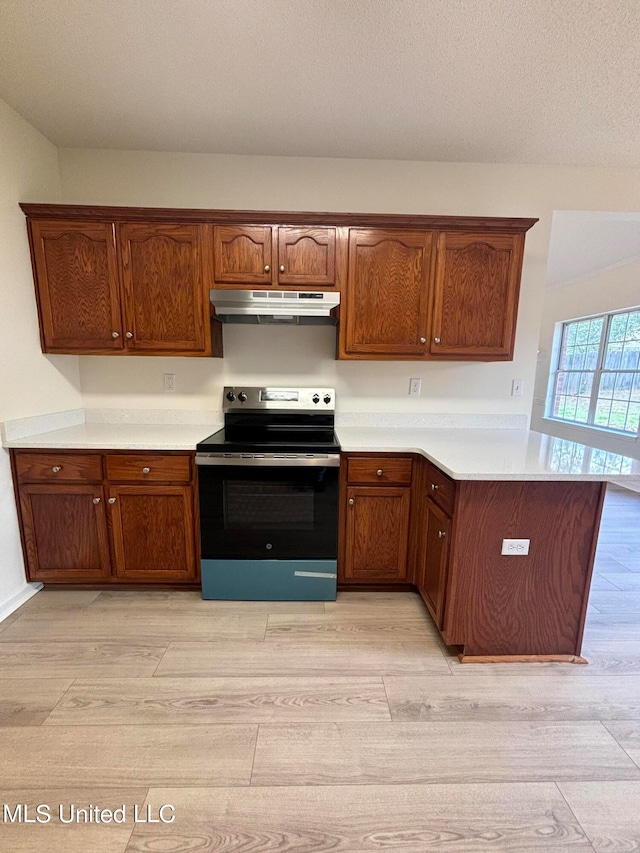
xmin=501 ymin=538 xmax=530 ymax=555
xmin=511 ymin=379 xmax=523 ymax=397
xmin=164 ymin=373 xmax=176 ymax=392
xmin=409 ymin=378 xmax=421 ymax=396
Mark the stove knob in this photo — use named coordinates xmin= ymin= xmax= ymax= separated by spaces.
xmin=323 ymin=395 xmax=331 ymax=404
xmin=237 ymin=392 xmax=247 ymax=403
xmin=312 ymin=394 xmax=320 ymax=404
xmin=226 ymin=391 xmax=236 ymax=402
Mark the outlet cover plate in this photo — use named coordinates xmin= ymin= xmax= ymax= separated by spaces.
xmin=501 ymin=538 xmax=530 ymax=555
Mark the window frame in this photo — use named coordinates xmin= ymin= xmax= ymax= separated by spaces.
xmin=547 ymin=306 xmax=640 ymax=438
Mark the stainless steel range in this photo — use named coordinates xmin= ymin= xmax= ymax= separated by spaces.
xmin=195 ymin=387 xmax=340 ymax=600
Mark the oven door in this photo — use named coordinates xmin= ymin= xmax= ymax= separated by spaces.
xmin=196 ymin=454 xmax=339 ymax=600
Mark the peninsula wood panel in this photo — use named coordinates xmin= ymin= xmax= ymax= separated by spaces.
xmin=29 ymin=219 xmax=123 ymax=353
xmin=109 ymin=485 xmax=198 ymax=582
xmin=119 ymin=223 xmax=209 ymax=354
xmin=341 ymin=229 xmax=434 ymax=358
xmin=343 ymin=486 xmax=411 ymax=582
xmin=18 ymin=484 xmax=112 ymax=582
xmin=213 ymin=225 xmax=275 ymax=286
xmin=430 ymin=231 xmax=524 ymax=359
xmin=277 ymin=226 xmax=339 ymax=287
xmin=443 ymin=480 xmax=606 ymax=656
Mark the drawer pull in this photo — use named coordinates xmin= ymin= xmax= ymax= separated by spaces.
xmin=92 ymin=497 xmax=101 ymax=504
xmin=142 ymin=466 xmax=151 ymax=474
xmin=348 ymin=498 xmax=355 ymax=506
xmin=108 ymin=497 xmax=117 ymax=504
xmin=438 ymin=530 xmax=446 ymax=538
xmin=51 ymin=466 xmax=62 ymax=473
xmin=376 ymin=469 xmax=383 ymax=476
xmin=431 ymin=483 xmax=439 ymax=490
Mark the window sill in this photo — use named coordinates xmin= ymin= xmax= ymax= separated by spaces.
xmin=542 ymin=417 xmax=639 ymax=443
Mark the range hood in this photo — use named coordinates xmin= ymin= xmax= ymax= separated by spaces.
xmin=210 ymin=289 xmax=340 ymax=325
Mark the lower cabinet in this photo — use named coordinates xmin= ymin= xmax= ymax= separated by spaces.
xmin=343 ymin=486 xmax=411 ymax=582
xmin=417 ymin=499 xmax=451 ymax=628
xmin=12 ymin=450 xmax=199 ymax=585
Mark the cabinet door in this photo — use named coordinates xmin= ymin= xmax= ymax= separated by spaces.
xmin=277 ymin=227 xmax=337 ymax=287
xmin=108 ymin=485 xmax=197 ymax=582
xmin=18 ymin=485 xmax=112 ymax=582
xmin=342 ymin=229 xmax=433 ymax=357
xmin=430 ymin=231 xmax=524 ymax=359
xmin=213 ymin=225 xmax=275 ymax=286
xmin=30 ymin=220 xmax=122 ymax=352
xmin=119 ymin=223 xmax=208 ymax=354
xmin=418 ymin=500 xmax=451 ymax=628
xmin=343 ymin=486 xmax=411 ymax=581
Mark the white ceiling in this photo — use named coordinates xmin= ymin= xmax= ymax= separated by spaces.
xmin=546 ymin=212 xmax=640 ymax=287
xmin=0 ymin=0 xmax=639 ymax=165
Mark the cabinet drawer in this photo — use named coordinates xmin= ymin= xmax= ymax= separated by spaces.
xmin=347 ymin=456 xmax=413 ymax=486
xmin=426 ymin=462 xmax=456 ymax=515
xmin=15 ymin=453 xmax=103 ymax=484
xmin=106 ymin=454 xmax=192 ymax=483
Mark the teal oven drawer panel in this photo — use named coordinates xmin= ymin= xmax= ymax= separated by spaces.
xmin=201 ymin=559 xmax=337 ymax=601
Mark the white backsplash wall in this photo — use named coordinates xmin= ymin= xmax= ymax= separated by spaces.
xmin=59 ymin=148 xmax=640 ymax=421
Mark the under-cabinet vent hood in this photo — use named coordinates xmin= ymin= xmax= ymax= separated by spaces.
xmin=210 ymin=289 xmax=340 ymax=325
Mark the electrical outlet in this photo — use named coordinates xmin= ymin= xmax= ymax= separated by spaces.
xmin=501 ymin=538 xmax=530 ymax=556
xmin=409 ymin=378 xmax=421 ymax=397
xmin=163 ymin=373 xmax=176 ymax=393
xmin=511 ymin=379 xmax=523 ymax=397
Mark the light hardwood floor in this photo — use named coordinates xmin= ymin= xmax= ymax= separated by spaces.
xmin=0 ymin=484 xmax=639 ymax=851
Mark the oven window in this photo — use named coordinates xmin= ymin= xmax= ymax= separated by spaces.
xmin=223 ymin=480 xmax=314 ymax=530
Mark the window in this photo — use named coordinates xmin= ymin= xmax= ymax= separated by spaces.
xmin=549 ymin=308 xmax=640 ymax=436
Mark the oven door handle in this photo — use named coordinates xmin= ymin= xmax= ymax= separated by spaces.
xmin=195 ymin=454 xmax=340 ymax=468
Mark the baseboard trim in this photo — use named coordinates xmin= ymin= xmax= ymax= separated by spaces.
xmin=458 ymin=653 xmax=588 ymax=665
xmin=0 ymin=582 xmax=43 ymax=623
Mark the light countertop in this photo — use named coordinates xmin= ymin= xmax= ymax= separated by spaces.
xmin=3 ymin=420 xmax=639 ymax=483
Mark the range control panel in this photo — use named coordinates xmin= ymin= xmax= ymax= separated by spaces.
xmin=223 ymin=386 xmax=336 ymax=411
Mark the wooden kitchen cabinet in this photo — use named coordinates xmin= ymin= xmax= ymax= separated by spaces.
xmin=109 ymin=485 xmax=197 ymax=583
xmin=343 ymin=486 xmax=411 ymax=582
xmin=29 ymin=220 xmax=123 ymax=353
xmin=11 ymin=449 xmax=199 ymax=586
xmin=119 ymin=223 xmax=209 ymax=354
xmin=18 ymin=484 xmax=112 ymax=582
xmin=430 ymin=231 xmax=524 ymax=359
xmin=26 ymin=217 xmax=218 ymax=356
xmin=417 ymin=499 xmax=451 ymax=628
xmin=340 ymin=229 xmax=434 ymax=357
xmin=213 ymin=224 xmax=344 ymax=289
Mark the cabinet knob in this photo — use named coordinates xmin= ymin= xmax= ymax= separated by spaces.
xmin=142 ymin=466 xmax=151 ymax=474
xmin=92 ymin=497 xmax=101 ymax=504
xmin=125 ymin=331 xmax=134 ymax=339
xmin=348 ymin=498 xmax=355 ymax=506
xmin=376 ymin=469 xmax=383 ymax=476
xmin=51 ymin=466 xmax=62 ymax=473
xmin=431 ymin=483 xmax=439 ymax=490
xmin=112 ymin=331 xmax=120 ymax=339
xmin=264 ymin=265 xmax=270 ymax=272
xmin=419 ymin=337 xmax=426 ymax=344
xmin=279 ymin=265 xmax=285 ymax=273
xmin=108 ymin=497 xmax=117 ymax=504
xmin=434 ymin=337 xmax=441 ymax=344
xmin=438 ymin=530 xmax=446 ymax=538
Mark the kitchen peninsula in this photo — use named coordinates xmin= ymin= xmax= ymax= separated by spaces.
xmin=4 ymin=413 xmax=639 ymax=664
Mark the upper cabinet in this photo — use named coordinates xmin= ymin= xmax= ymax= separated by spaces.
xmin=430 ymin=231 xmax=525 ymax=360
xmin=340 ymin=229 xmax=433 ymax=357
xmin=119 ymin=223 xmax=208 ymax=353
xmin=21 ymin=206 xmax=536 ymax=361
xmin=26 ymin=215 xmax=218 ymax=357
xmin=30 ymin=220 xmax=123 ymax=352
xmin=213 ymin=224 xmax=344 ymax=289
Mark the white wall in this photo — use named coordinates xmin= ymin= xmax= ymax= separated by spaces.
xmin=532 ymin=259 xmax=640 ymax=458
xmin=0 ymin=99 xmax=82 ymax=616
xmin=57 ymin=148 xmax=640 ymax=420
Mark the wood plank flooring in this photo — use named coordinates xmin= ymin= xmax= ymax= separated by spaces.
xmin=0 ymin=483 xmax=639 ymax=851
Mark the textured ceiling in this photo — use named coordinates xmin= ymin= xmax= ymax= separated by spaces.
xmin=0 ymin=0 xmax=639 ymax=165
xmin=546 ymin=212 xmax=640 ymax=287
